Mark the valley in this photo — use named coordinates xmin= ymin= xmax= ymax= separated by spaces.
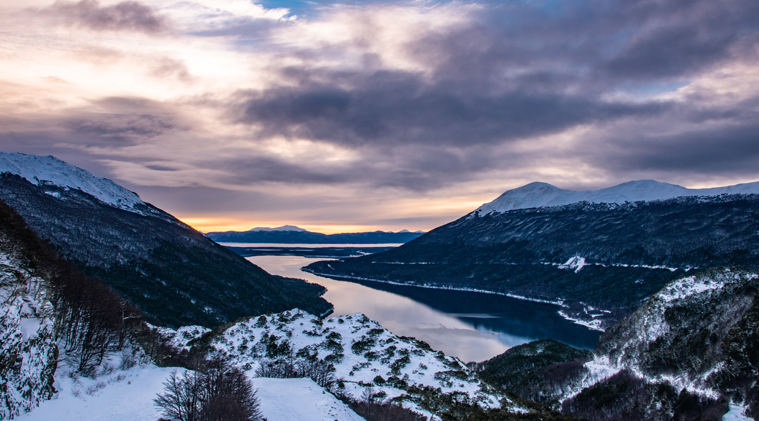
xmin=2 ymin=152 xmax=759 ymax=421
xmin=248 ymin=254 xmax=601 ymax=362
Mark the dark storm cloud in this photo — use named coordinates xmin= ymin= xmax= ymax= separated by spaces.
xmin=597 ymin=122 xmax=759 ymax=175
xmin=222 ymin=0 xmax=759 ymax=187
xmin=213 ymin=144 xmax=510 ymax=191
xmin=60 ymin=97 xmax=188 ymax=143
xmin=235 ymin=70 xmax=669 ymax=147
xmin=415 ymin=0 xmax=759 ymax=86
xmin=44 ymin=0 xmax=166 ymax=33
xmin=0 ymin=97 xmax=187 ymax=148
xmin=66 ymin=114 xmax=178 ymax=143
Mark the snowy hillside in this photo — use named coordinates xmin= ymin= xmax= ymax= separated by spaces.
xmin=0 ymin=248 xmax=57 ymax=419
xmin=0 ymin=152 xmax=146 ymax=214
xmin=475 ymin=180 xmax=759 ymax=215
xmin=198 ymin=309 xmax=515 ymax=416
xmin=256 ymin=378 xmax=365 ymax=421
xmin=523 ymin=268 xmax=759 ymax=420
xmin=18 ymin=362 xmax=365 ymax=421
xmin=0 ymin=152 xmax=332 ymax=327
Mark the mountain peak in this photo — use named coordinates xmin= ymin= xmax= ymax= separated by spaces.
xmin=476 ymin=179 xmax=759 ymax=215
xmin=0 ymin=151 xmax=146 ymax=213
xmin=247 ymin=225 xmax=307 ymax=232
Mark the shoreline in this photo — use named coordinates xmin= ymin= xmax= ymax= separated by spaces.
xmin=302 ymin=267 xmax=567 ymax=307
xmin=303 ymin=268 xmax=610 ymax=332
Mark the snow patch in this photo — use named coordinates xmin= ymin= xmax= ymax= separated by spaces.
xmin=724 ymin=404 xmax=752 ymax=421
xmin=18 ymin=364 xmax=185 ymax=421
xmin=557 ymin=310 xmax=604 ymax=331
xmin=255 ymin=377 xmax=364 ymax=421
xmin=559 ymin=256 xmax=586 ymax=273
xmin=657 ymin=275 xmax=728 ymax=302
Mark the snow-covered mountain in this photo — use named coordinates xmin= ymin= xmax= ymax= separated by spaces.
xmin=0 ymin=152 xmax=331 ymax=327
xmin=475 ymin=179 xmax=759 ymax=215
xmin=0 ymin=152 xmax=147 ymax=214
xmin=307 ymin=179 xmax=759 ymax=328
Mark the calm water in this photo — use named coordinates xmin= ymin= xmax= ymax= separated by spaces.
xmin=247 ymin=255 xmax=601 ymax=362
xmin=221 ymin=243 xmax=404 ymax=248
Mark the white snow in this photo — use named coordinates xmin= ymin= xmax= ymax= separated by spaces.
xmin=558 ymin=256 xmax=586 ymax=273
xmin=657 ymin=275 xmax=730 ymax=302
xmin=148 ymin=324 xmax=210 ymax=351
xmin=724 ymin=404 xmax=752 ymax=421
xmin=18 ymin=364 xmax=181 ymax=421
xmin=206 ymin=309 xmax=513 ymax=414
xmin=475 ymin=179 xmax=759 ymax=215
xmin=0 ymin=152 xmax=146 ymax=214
xmin=19 ymin=363 xmax=366 ymax=421
xmin=255 ymin=377 xmax=364 ymax=421
xmin=557 ymin=310 xmax=604 ymax=331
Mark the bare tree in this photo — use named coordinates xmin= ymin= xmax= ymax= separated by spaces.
xmin=155 ymin=359 xmax=261 ymax=421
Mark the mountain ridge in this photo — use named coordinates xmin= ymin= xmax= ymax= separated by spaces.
xmin=206 ymin=227 xmax=425 ymax=244
xmin=307 ymin=184 xmax=759 ymax=328
xmin=0 ymin=152 xmax=147 ymax=214
xmin=476 ymin=179 xmax=759 ymax=215
xmin=0 ymin=152 xmax=331 ymax=327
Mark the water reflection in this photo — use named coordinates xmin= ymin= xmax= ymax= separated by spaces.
xmin=247 ymin=255 xmax=600 ymax=362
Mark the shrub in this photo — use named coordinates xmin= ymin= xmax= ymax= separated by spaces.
xmin=255 ymin=358 xmax=336 ymax=388
xmin=154 ymin=358 xmax=261 ymax=421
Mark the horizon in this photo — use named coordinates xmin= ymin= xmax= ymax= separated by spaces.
xmin=1 ymin=0 xmax=757 ymax=234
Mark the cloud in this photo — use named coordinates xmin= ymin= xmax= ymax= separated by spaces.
xmin=44 ymin=0 xmax=167 ymax=33
xmin=233 ymin=70 xmax=670 ymax=148
xmin=595 ymin=121 xmax=759 ymax=176
xmin=2 ymin=0 xmax=759 ymax=230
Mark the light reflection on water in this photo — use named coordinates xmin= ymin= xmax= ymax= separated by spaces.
xmin=247 ymin=255 xmax=600 ymax=362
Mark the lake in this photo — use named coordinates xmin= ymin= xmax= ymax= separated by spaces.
xmin=247 ymin=254 xmax=601 ymax=362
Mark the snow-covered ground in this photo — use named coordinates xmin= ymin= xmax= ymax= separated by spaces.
xmin=256 ymin=378 xmax=364 ymax=421
xmin=17 ymin=362 xmax=366 ymax=421
xmin=18 ymin=363 xmax=181 ymax=421
xmin=202 ymin=309 xmax=514 ymax=414
xmin=723 ymin=405 xmax=752 ymax=421
xmin=475 ymin=179 xmax=759 ymax=215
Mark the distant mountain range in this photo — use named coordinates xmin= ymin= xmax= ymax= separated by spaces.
xmin=206 ymin=225 xmax=425 ymax=244
xmin=306 ymin=180 xmax=759 ymax=327
xmin=0 ymin=152 xmax=331 ymax=327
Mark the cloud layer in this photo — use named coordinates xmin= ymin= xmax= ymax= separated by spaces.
xmin=1 ymin=0 xmax=758 ymax=231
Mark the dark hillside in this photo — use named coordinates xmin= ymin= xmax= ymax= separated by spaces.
xmin=475 ymin=340 xmax=592 ymax=393
xmin=307 ymin=195 xmax=759 ymax=323
xmin=206 ymin=229 xmax=423 ymax=244
xmin=0 ymin=173 xmax=331 ymax=327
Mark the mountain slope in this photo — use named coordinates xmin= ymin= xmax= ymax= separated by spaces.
xmin=0 ymin=152 xmax=331 ymax=327
xmin=476 ymin=180 xmax=759 ymax=215
xmin=306 ymin=181 xmax=759 ymax=326
xmin=0 ymin=220 xmax=57 ymax=420
xmin=513 ymin=268 xmax=759 ymax=420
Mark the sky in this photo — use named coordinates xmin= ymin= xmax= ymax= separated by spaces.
xmin=0 ymin=0 xmax=757 ymax=234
